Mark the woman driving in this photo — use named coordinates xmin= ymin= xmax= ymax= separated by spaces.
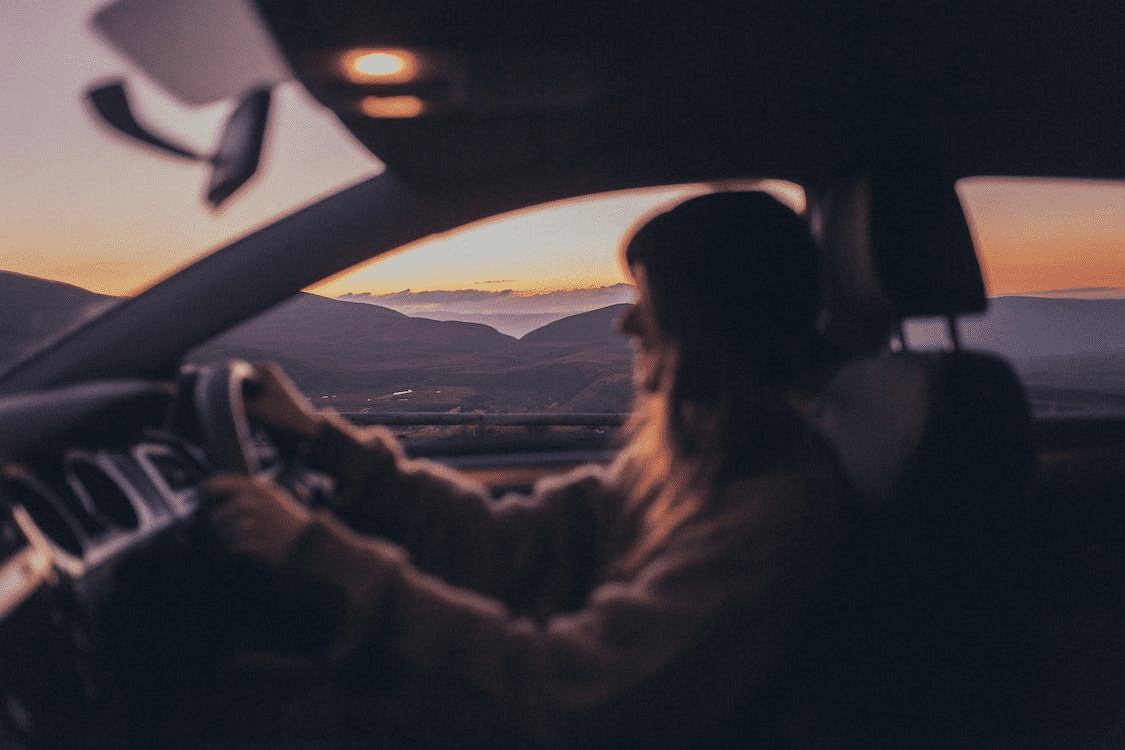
xmin=204 ymin=190 xmax=851 ymax=749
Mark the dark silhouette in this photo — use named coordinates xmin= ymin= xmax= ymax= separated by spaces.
xmin=198 ymin=191 xmax=850 ymax=749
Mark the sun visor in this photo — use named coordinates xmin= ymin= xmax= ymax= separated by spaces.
xmin=90 ymin=0 xmax=291 ymax=105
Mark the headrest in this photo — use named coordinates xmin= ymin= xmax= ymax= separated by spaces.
xmin=869 ymin=155 xmax=986 ymax=319
xmin=813 ymin=154 xmax=986 ymax=357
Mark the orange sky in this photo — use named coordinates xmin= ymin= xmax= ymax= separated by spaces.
xmin=957 ymin=177 xmax=1125 ymax=296
xmin=310 ymin=181 xmax=805 ymax=298
xmin=311 ymin=177 xmax=1125 ymax=300
xmin=309 ymin=186 xmax=706 ymax=298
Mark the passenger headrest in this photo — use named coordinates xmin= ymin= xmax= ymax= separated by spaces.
xmin=813 ymin=154 xmax=986 ymax=357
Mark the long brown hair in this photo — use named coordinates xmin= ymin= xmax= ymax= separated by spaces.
xmin=612 ymin=191 xmax=822 ymax=569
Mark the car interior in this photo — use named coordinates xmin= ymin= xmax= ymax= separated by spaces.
xmin=3 ymin=0 xmax=1125 ymax=747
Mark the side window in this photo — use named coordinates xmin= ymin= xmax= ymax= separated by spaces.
xmin=185 ymin=186 xmax=684 ymax=445
xmin=950 ymin=177 xmax=1125 ymax=417
xmin=187 ymin=182 xmax=804 ymax=446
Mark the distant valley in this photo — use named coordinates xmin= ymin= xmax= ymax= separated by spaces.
xmin=339 ymin=284 xmax=637 ymax=337
xmin=188 ymin=295 xmax=635 ymax=414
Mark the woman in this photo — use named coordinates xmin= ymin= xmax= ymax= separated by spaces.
xmin=205 ymin=191 xmax=851 ymax=748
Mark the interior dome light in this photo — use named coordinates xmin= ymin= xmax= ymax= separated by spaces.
xmin=360 ymin=95 xmax=426 ymax=118
xmin=342 ymin=49 xmax=421 ymax=83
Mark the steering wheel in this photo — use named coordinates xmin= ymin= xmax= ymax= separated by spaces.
xmin=179 ymin=359 xmax=339 ymax=638
xmin=185 ymin=359 xmax=332 ymax=507
xmin=190 ymin=359 xmax=266 ymax=475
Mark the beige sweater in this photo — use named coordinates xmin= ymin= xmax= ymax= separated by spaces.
xmin=284 ymin=422 xmax=850 ymax=749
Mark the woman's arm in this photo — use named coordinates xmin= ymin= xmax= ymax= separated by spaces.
xmin=358 ymin=453 xmax=620 ymax=605
xmin=281 ymin=464 xmax=848 ymax=745
xmin=237 ymin=363 xmax=621 ymax=602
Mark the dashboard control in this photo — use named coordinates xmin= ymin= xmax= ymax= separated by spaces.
xmin=66 ymin=455 xmax=139 ymax=531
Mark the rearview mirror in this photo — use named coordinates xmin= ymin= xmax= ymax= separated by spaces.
xmin=85 ymin=80 xmax=272 ymax=209
xmin=205 ymin=87 xmax=271 ymax=208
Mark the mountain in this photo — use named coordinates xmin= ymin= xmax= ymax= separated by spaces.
xmin=188 ymin=297 xmax=634 ymax=413
xmin=337 ymin=284 xmax=637 ymax=337
xmin=0 ymin=270 xmax=634 ymax=413
xmin=505 ymin=304 xmax=634 ymax=412
xmin=0 ymin=271 xmax=116 ymax=371
xmin=960 ymin=296 xmax=1125 ymax=358
xmin=956 ymin=297 xmax=1125 ymax=409
xmin=22 ymin=274 xmax=1125 ymax=416
xmin=520 ymin=304 xmax=631 ymax=344
xmin=9 ymin=267 xmax=1125 ymax=413
xmin=198 ymin=293 xmax=515 ymax=351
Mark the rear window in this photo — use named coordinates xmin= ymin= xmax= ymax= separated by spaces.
xmin=912 ymin=178 xmax=1125 ymax=417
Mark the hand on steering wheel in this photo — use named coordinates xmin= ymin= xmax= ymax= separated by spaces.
xmin=242 ymin=362 xmax=326 ymax=442
xmin=191 ymin=360 xmax=321 ymax=563
xmin=192 ymin=359 xmax=385 ymax=551
xmin=192 ymin=359 xmax=331 ymax=475
xmin=243 ymin=362 xmax=388 ymax=494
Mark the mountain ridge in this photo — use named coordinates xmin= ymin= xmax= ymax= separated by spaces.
xmin=6 ymin=271 xmax=1125 ymax=413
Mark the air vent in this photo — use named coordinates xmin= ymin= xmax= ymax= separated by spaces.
xmin=133 ymin=441 xmax=207 ymax=519
xmin=0 ymin=506 xmax=29 ymax=560
xmin=66 ymin=458 xmax=139 ymax=531
xmin=148 ymin=451 xmax=205 ymax=493
xmin=1 ymin=471 xmax=83 ymax=558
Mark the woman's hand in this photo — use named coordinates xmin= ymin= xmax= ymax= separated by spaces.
xmin=241 ymin=362 xmax=396 ymax=519
xmin=206 ymin=473 xmax=315 ymax=566
xmin=244 ymin=362 xmax=325 ymax=441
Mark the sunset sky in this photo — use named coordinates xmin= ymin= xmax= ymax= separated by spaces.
xmin=3 ymin=0 xmax=1125 ymax=303
xmin=958 ymin=178 xmax=1125 ymax=297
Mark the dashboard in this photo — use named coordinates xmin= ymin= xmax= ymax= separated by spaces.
xmin=0 ymin=380 xmax=204 ymax=584
xmin=0 ymin=363 xmax=610 ymax=747
xmin=0 ymin=370 xmax=292 ymax=747
xmin=3 ymin=435 xmax=205 ymax=580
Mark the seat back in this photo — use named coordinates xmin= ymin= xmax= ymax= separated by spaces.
xmin=784 ymin=349 xmax=1034 ymax=746
xmin=778 ymin=162 xmax=1036 ymax=746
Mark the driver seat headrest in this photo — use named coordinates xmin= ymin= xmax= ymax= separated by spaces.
xmin=812 ymin=154 xmax=986 ymax=357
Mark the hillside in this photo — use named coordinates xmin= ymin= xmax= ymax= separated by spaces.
xmin=10 ymin=270 xmax=1125 ymax=417
xmin=0 ymin=271 xmax=116 ymax=371
xmin=0 ymin=270 xmax=634 ymax=413
xmin=195 ymin=293 xmax=515 ymax=352
xmin=189 ymin=298 xmax=634 ymax=413
xmin=959 ymin=297 xmax=1125 ymax=413
xmin=961 ymin=296 xmax=1125 ymax=358
xmin=519 ymin=304 xmax=631 ymax=345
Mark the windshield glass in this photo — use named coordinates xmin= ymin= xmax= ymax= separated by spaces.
xmin=0 ymin=0 xmax=380 ymax=371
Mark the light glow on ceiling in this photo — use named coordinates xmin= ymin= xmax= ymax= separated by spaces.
xmin=360 ymin=95 xmax=425 ymax=118
xmin=342 ymin=49 xmax=421 ymax=83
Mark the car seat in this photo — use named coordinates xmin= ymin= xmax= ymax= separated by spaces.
xmin=777 ymin=160 xmax=1036 ymax=748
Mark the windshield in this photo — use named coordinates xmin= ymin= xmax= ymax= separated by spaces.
xmin=0 ymin=0 xmax=380 ymax=371
xmin=6 ymin=3 xmax=1125 ymax=422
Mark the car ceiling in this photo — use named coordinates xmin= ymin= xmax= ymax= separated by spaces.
xmin=254 ymin=0 xmax=1125 ymax=185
